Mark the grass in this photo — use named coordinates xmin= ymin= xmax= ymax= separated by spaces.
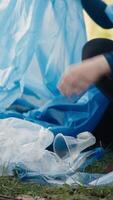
xmin=1 ymin=178 xmax=113 ymax=200
xmin=0 ymin=152 xmax=113 ymax=200
xmin=1 ymin=177 xmax=113 ymax=200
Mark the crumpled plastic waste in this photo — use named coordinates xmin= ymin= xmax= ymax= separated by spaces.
xmin=89 ymin=171 xmax=113 ymax=186
xmin=53 ymin=132 xmax=96 ymax=162
xmin=0 ymin=117 xmax=54 ymax=175
xmin=0 ymin=117 xmax=106 ymax=186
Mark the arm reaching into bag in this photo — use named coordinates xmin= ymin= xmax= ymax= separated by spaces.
xmin=58 ymin=55 xmax=111 ymax=96
xmin=58 ymin=1 xmax=113 ymax=97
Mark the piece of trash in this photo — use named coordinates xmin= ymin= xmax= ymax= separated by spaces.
xmin=53 ymin=132 xmax=96 ymax=162
xmin=0 ymin=117 xmax=108 ymax=186
xmin=89 ymin=171 xmax=113 ymax=186
xmin=0 ymin=118 xmax=54 ymax=175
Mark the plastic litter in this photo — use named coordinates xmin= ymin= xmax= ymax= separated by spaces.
xmin=89 ymin=171 xmax=113 ymax=186
xmin=0 ymin=117 xmax=54 ymax=175
xmin=79 ymin=147 xmax=104 ymax=171
xmin=0 ymin=117 xmax=106 ymax=186
xmin=53 ymin=132 xmax=96 ymax=162
xmin=1 ymin=117 xmax=112 ymax=187
xmin=65 ymin=172 xmax=104 ymax=186
xmin=13 ymin=148 xmax=104 ymax=186
xmin=67 ymin=147 xmax=104 ymax=174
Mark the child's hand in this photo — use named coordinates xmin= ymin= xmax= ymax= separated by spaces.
xmin=58 ymin=55 xmax=111 ymax=96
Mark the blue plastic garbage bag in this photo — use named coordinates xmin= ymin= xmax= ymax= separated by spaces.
xmin=23 ymin=88 xmax=108 ymax=136
xmin=0 ymin=0 xmax=109 ymax=136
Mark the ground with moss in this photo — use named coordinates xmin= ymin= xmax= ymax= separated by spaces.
xmin=0 ymin=153 xmax=113 ymax=200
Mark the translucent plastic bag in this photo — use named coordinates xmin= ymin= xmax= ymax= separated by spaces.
xmin=0 ymin=0 xmax=109 ymax=137
xmin=0 ymin=0 xmax=86 ymax=110
xmin=0 ymin=119 xmax=105 ymax=186
xmin=0 ymin=117 xmax=54 ymax=172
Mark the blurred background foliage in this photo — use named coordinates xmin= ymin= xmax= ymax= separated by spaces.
xmin=84 ymin=0 xmax=113 ymax=40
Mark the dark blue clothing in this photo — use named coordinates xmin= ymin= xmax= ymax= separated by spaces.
xmin=82 ymin=0 xmax=113 ymax=28
xmin=81 ymin=0 xmax=113 ymax=72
